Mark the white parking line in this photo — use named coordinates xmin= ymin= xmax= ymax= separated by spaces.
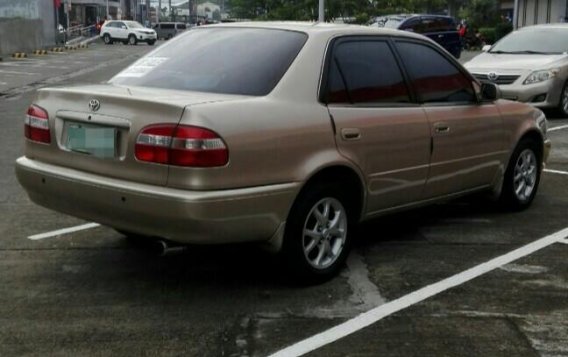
xmin=268 ymin=226 xmax=568 ymax=357
xmin=548 ymin=124 xmax=568 ymax=132
xmin=28 ymin=223 xmax=100 ymax=240
xmin=0 ymin=69 xmax=39 ymax=76
xmin=544 ymin=169 xmax=568 ymax=176
xmin=559 ymin=239 xmax=568 ymax=245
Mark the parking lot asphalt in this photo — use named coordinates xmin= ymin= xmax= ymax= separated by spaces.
xmin=0 ymin=44 xmax=567 ymax=356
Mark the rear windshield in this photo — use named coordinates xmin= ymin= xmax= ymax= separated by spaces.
xmin=382 ymin=18 xmax=404 ymax=29
xmin=110 ymin=28 xmax=308 ymax=96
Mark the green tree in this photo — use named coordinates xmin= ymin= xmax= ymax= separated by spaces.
xmin=227 ymin=0 xmax=452 ymax=21
xmin=458 ymin=0 xmax=500 ymax=28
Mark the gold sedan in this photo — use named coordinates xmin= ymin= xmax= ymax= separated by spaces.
xmin=16 ymin=23 xmax=551 ymax=283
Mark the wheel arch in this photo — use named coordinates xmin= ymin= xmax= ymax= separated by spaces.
xmin=293 ymin=164 xmax=366 ymax=223
xmin=492 ymin=128 xmax=545 ymax=202
xmin=517 ymin=129 xmax=545 ymax=160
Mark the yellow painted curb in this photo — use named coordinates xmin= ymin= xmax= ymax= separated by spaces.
xmin=32 ymin=49 xmax=48 ymax=55
xmin=12 ymin=52 xmax=28 ymax=58
xmin=50 ymin=47 xmax=64 ymax=53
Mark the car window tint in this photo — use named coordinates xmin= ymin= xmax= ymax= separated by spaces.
xmin=178 ymin=24 xmax=186 ymax=29
xmin=327 ymin=40 xmax=410 ymax=104
xmin=111 ymin=28 xmax=307 ymax=96
xmin=400 ymin=18 xmax=419 ymax=31
xmin=395 ymin=41 xmax=475 ymax=104
xmin=162 ymin=23 xmax=174 ymax=29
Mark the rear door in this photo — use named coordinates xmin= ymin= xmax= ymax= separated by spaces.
xmin=393 ymin=39 xmax=505 ymax=198
xmin=116 ymin=21 xmax=128 ymax=40
xmin=324 ymin=37 xmax=431 ymax=214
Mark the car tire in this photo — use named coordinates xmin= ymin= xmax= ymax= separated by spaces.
xmin=128 ymin=35 xmax=137 ymax=45
xmin=148 ymin=40 xmax=155 ymax=46
xmin=499 ymin=138 xmax=542 ymax=211
xmin=103 ymin=33 xmax=113 ymax=45
xmin=557 ymin=81 xmax=568 ymax=117
xmin=280 ymin=182 xmax=354 ymax=284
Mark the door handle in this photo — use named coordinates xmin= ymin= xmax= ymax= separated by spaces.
xmin=341 ymin=128 xmax=361 ymax=140
xmin=434 ymin=123 xmax=450 ymax=133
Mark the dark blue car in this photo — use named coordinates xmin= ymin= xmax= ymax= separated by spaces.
xmin=372 ymin=14 xmax=462 ymax=59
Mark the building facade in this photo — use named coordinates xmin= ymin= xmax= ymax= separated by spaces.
xmin=0 ymin=0 xmax=56 ymax=54
xmin=61 ymin=0 xmax=126 ymax=26
xmin=513 ymin=0 xmax=568 ymax=27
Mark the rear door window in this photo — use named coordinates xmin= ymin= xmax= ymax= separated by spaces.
xmin=326 ymin=39 xmax=410 ymax=105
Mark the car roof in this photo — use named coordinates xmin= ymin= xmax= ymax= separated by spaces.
xmin=201 ymin=21 xmax=428 ymax=40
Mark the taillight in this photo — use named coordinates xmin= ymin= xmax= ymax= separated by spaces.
xmin=135 ymin=124 xmax=228 ymax=167
xmin=25 ymin=105 xmax=51 ymax=143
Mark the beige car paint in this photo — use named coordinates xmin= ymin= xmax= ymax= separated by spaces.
xmin=328 ymin=106 xmax=431 ymax=212
xmin=422 ymin=102 xmax=506 ymax=198
xmin=15 ymin=23 xmax=550 ymax=247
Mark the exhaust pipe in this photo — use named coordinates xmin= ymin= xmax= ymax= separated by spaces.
xmin=154 ymin=239 xmax=188 ymax=257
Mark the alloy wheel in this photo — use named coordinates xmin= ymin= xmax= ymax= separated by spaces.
xmin=302 ymin=197 xmax=347 ymax=270
xmin=513 ymin=148 xmax=537 ymax=202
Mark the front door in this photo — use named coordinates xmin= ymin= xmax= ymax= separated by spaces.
xmin=394 ymin=39 xmax=506 ymax=198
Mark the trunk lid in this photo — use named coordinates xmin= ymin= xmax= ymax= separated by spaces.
xmin=28 ymin=84 xmax=241 ymax=186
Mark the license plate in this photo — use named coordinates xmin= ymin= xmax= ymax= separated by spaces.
xmin=66 ymin=123 xmax=116 ymax=159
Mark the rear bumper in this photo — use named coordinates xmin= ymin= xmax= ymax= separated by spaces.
xmin=15 ymin=157 xmax=299 ymax=244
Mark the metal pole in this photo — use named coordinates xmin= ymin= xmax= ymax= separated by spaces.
xmin=158 ymin=0 xmax=161 ymax=23
xmin=168 ymin=0 xmax=171 ymax=21
xmin=318 ymin=0 xmax=324 ymax=22
xmin=106 ymin=0 xmax=109 ymax=19
xmin=188 ymin=0 xmax=191 ymax=23
xmin=66 ymin=0 xmax=70 ymax=30
xmin=54 ymin=2 xmax=59 ymax=44
xmin=513 ymin=0 xmax=519 ymax=29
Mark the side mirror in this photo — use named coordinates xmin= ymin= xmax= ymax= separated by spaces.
xmin=482 ymin=45 xmax=491 ymax=52
xmin=480 ymin=82 xmax=500 ymax=101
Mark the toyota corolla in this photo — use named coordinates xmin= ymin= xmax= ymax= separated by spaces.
xmin=16 ymin=23 xmax=551 ymax=282
xmin=464 ymin=23 xmax=568 ymax=117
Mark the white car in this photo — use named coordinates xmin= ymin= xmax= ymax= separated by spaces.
xmin=100 ymin=20 xmax=157 ymax=46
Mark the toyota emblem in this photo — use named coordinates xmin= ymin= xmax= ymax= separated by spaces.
xmin=88 ymin=99 xmax=100 ymax=112
xmin=487 ymin=72 xmax=499 ymax=82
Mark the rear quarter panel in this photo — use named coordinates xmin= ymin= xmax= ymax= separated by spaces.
xmin=166 ymin=30 xmax=363 ymax=191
